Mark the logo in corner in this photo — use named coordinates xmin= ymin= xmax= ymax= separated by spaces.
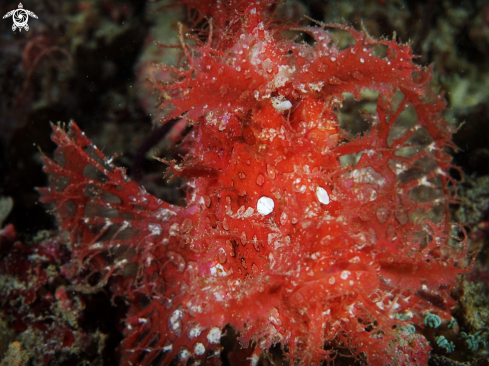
xmin=3 ymin=3 xmax=38 ymax=32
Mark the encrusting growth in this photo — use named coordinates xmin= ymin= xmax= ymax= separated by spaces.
xmin=40 ymin=1 xmax=471 ymax=365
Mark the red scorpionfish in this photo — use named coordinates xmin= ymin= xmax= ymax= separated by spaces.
xmin=40 ymin=1 xmax=471 ymax=365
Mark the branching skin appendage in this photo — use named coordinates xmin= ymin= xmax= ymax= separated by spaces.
xmin=40 ymin=1 xmax=472 ymax=365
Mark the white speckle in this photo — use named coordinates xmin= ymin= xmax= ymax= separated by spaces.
xmin=169 ymin=223 xmax=180 ymax=236
xmin=138 ymin=318 xmax=147 ymax=323
xmin=271 ymin=97 xmax=292 ymax=111
xmin=214 ymin=291 xmax=225 ymax=301
xmin=257 ymin=196 xmax=274 ymax=215
xmin=331 ymin=56 xmax=336 ymax=62
xmin=166 ymin=251 xmax=186 ymax=272
xmin=187 ymin=297 xmax=203 ymax=314
xmin=316 ymin=186 xmax=330 ymax=205
xmin=90 ymin=242 xmax=104 ymax=250
xmin=163 ymin=344 xmax=173 ymax=352
xmin=194 ymin=342 xmax=205 ymax=355
xmin=268 ymin=233 xmax=279 ymax=245
xmin=207 ymin=327 xmax=222 ymax=344
xmin=269 ymin=315 xmax=282 ymax=326
xmin=349 ymin=256 xmax=361 ymax=263
xmin=148 ymin=223 xmax=162 ymax=237
xmin=179 ymin=348 xmax=191 ymax=361
xmin=188 ymin=324 xmax=203 ymax=339
xmin=308 ymin=81 xmax=323 ymax=91
xmin=360 ymin=58 xmax=365 ymax=63
xmin=340 ymin=270 xmax=351 ymax=280
xmin=329 ymin=276 xmax=335 ymax=284
xmin=369 ymin=189 xmax=377 ymax=201
xmin=269 ymin=253 xmax=276 ymax=269
xmin=209 ymin=263 xmax=229 ymax=277
xmin=170 ymin=309 xmax=183 ymax=331
xmin=248 ymin=353 xmax=260 ymax=366
xmin=237 ymin=206 xmax=255 ymax=219
xmin=280 ymin=212 xmax=288 ymax=225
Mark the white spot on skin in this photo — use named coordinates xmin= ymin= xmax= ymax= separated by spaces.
xmin=280 ymin=212 xmax=288 ymax=225
xmin=269 ymin=316 xmax=282 ymax=325
xmin=209 ymin=263 xmax=229 ymax=276
xmin=340 ymin=270 xmax=351 ymax=280
xmin=316 ymin=186 xmax=330 ymax=205
xmin=271 ymin=97 xmax=292 ymax=111
xmin=257 ymin=196 xmax=274 ymax=215
xmin=170 ymin=309 xmax=183 ymax=331
xmin=243 ymin=207 xmax=254 ymax=217
xmin=269 ymin=253 xmax=276 ymax=269
xmin=214 ymin=291 xmax=225 ymax=301
xmin=207 ymin=327 xmax=222 ymax=344
xmin=187 ymin=299 xmax=203 ymax=314
xmin=148 ymin=223 xmax=162 ymax=237
xmin=179 ymin=348 xmax=191 ymax=361
xmin=90 ymin=242 xmax=104 ymax=250
xmin=268 ymin=233 xmax=279 ymax=245
xmin=154 ymin=207 xmax=177 ymax=221
xmin=188 ymin=324 xmax=203 ymax=339
xmin=169 ymin=223 xmax=179 ymax=236
xmin=167 ymin=251 xmax=186 ymax=272
xmin=248 ymin=353 xmax=260 ymax=366
xmin=329 ymin=276 xmax=335 ymax=284
xmin=194 ymin=342 xmax=205 ymax=356
xmin=308 ymin=81 xmax=323 ymax=92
